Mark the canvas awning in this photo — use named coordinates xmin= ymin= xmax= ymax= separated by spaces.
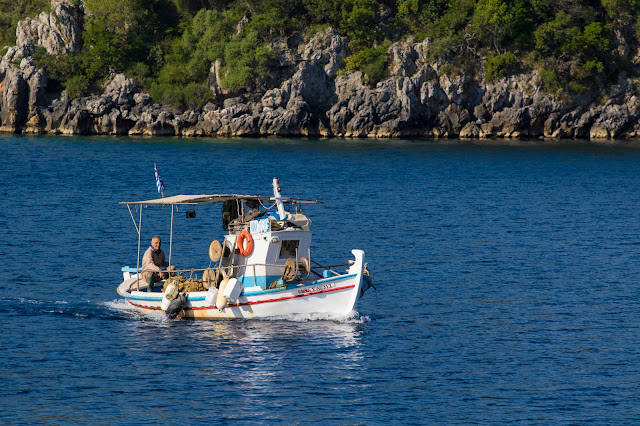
xmin=120 ymin=194 xmax=322 ymax=206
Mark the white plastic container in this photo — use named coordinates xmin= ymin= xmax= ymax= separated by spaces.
xmin=205 ymin=288 xmax=218 ymax=306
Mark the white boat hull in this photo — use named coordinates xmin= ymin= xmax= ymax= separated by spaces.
xmin=117 ymin=250 xmax=367 ymax=320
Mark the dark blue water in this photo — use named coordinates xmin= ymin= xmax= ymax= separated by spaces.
xmin=2 ymin=135 xmax=640 ymax=424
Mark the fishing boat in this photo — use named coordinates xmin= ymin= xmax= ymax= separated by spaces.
xmin=116 ymin=178 xmax=371 ymax=319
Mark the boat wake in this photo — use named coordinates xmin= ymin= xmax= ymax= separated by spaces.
xmin=102 ymin=299 xmax=370 ymax=324
xmin=252 ymin=311 xmax=370 ymax=324
xmin=0 ymin=296 xmax=124 ymax=320
xmin=102 ymin=299 xmax=169 ymax=322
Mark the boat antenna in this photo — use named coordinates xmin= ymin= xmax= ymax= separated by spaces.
xmin=154 ymin=163 xmax=165 ymax=198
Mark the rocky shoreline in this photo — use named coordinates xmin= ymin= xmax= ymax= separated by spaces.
xmin=2 ymin=0 xmax=640 ymax=140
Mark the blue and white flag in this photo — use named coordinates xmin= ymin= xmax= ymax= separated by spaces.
xmin=154 ymin=163 xmax=165 ymax=197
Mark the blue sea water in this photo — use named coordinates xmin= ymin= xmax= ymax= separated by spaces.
xmin=2 ymin=135 xmax=640 ymax=424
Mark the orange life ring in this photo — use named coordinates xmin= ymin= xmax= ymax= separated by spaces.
xmin=237 ymin=230 xmax=253 ymax=256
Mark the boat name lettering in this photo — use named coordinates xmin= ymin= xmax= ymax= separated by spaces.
xmin=250 ymin=218 xmax=270 ymax=234
xmin=298 ymin=283 xmax=336 ymax=294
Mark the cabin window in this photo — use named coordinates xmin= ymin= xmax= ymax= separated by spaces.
xmin=279 ymin=240 xmax=299 ymax=259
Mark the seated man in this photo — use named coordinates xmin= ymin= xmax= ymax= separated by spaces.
xmin=142 ymin=235 xmax=170 ymax=292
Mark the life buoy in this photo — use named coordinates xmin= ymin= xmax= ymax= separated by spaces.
xmin=237 ymin=230 xmax=253 ymax=256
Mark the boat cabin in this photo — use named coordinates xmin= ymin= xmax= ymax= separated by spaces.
xmin=120 ymin=178 xmax=322 ymax=291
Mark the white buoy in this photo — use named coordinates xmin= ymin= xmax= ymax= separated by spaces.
xmin=216 ymin=277 xmax=230 ymax=311
xmin=161 ymin=282 xmax=178 ymax=311
xmin=164 ymin=283 xmax=178 ymax=301
xmin=223 ymin=278 xmax=242 ymax=304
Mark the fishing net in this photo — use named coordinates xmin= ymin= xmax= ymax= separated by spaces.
xmin=162 ymin=275 xmax=207 ymax=293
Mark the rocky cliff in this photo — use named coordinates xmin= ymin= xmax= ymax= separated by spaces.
xmin=2 ymin=0 xmax=640 ymax=139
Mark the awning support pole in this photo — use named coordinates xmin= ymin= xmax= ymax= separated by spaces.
xmin=136 ymin=205 xmax=143 ymax=290
xmin=127 ymin=204 xmax=140 ymax=235
xmin=169 ymin=204 xmax=174 ymax=266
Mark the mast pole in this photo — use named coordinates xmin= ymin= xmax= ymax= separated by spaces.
xmin=272 ymin=177 xmax=286 ymax=220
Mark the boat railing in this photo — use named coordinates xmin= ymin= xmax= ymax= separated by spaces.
xmin=130 ymin=263 xmax=306 ymax=279
xmin=127 ymin=259 xmax=342 ymax=282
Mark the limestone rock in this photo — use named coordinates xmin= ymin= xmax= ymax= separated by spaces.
xmin=299 ymin=27 xmax=347 ymax=79
xmin=0 ymin=68 xmax=28 ymax=132
xmin=15 ymin=0 xmax=83 ymax=56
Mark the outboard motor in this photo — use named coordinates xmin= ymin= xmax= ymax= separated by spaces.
xmin=165 ymin=293 xmax=187 ymax=319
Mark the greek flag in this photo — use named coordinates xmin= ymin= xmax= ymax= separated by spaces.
xmin=154 ymin=163 xmax=165 ymax=196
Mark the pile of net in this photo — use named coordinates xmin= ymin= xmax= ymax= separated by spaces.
xmin=162 ymin=275 xmax=207 ymax=293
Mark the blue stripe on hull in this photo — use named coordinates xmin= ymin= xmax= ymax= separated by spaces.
xmin=122 ymin=273 xmax=357 ymax=302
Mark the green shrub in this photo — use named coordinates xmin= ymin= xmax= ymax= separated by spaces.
xmin=567 ymin=81 xmax=587 ymax=93
xmin=573 ymin=59 xmax=605 ymax=81
xmin=183 ymin=82 xmax=213 ymax=109
xmin=150 ymin=81 xmax=212 ymax=109
xmin=602 ymin=0 xmax=640 ymax=21
xmin=219 ymin=31 xmax=274 ymax=92
xmin=127 ymin=62 xmax=150 ymax=87
xmin=150 ymin=82 xmax=182 ymax=107
xmin=153 ymin=9 xmax=274 ymax=94
xmin=470 ymin=0 xmax=516 ymax=53
xmin=485 ymin=52 xmax=520 ymax=81
xmin=345 ymin=1 xmax=377 ymax=49
xmin=344 ymin=41 xmax=390 ymax=86
xmin=534 ymin=11 xmax=579 ymax=57
xmin=539 ymin=68 xmax=562 ymax=94
xmin=64 ymin=74 xmax=90 ymax=98
xmin=564 ymin=21 xmax=612 ymax=61
xmin=248 ymin=7 xmax=300 ymax=40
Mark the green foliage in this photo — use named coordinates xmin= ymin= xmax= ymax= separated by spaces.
xmin=539 ymin=68 xmax=562 ymax=94
xmin=159 ymin=8 xmax=237 ymax=84
xmin=33 ymin=47 xmax=88 ymax=93
xmin=344 ymin=0 xmax=378 ymax=49
xmin=397 ymin=0 xmax=445 ymax=29
xmin=245 ymin=0 xmax=304 ymax=40
xmin=485 ymin=52 xmax=520 ymax=81
xmin=150 ymin=81 xmax=213 ymax=109
xmin=220 ymin=31 xmax=275 ymax=91
xmin=64 ymin=74 xmax=90 ymax=98
xmin=470 ymin=0 xmax=516 ymax=54
xmin=300 ymin=0 xmax=344 ymax=27
xmin=565 ymin=21 xmax=613 ymax=61
xmin=423 ymin=0 xmax=475 ymax=58
xmin=601 ymin=0 xmax=640 ymax=23
xmin=565 ymin=21 xmax=612 ymax=86
xmin=343 ymin=40 xmax=390 ymax=85
xmin=127 ymin=62 xmax=151 ymax=87
xmin=150 ymin=8 xmax=275 ymax=104
xmin=534 ymin=11 xmax=580 ymax=57
xmin=0 ymin=0 xmax=49 ymax=47
xmin=82 ymin=17 xmax=129 ymax=80
xmin=11 ymin=0 xmax=639 ymax=103
xmin=32 ymin=0 xmax=179 ymax=98
xmin=171 ymin=0 xmax=230 ymax=18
